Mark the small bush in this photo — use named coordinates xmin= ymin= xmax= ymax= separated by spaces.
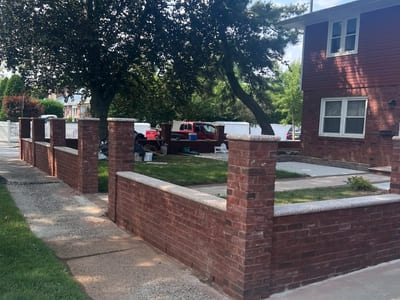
xmin=39 ymin=98 xmax=64 ymax=117
xmin=347 ymin=176 xmax=377 ymax=191
xmin=2 ymin=96 xmax=43 ymax=121
xmin=0 ymin=109 xmax=7 ymax=121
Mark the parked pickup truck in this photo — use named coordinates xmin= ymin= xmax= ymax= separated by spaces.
xmin=171 ymin=121 xmax=216 ymax=140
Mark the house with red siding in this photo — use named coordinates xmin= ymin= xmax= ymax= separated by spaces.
xmin=282 ymin=0 xmax=400 ymax=167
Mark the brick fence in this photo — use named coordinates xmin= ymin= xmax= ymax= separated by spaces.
xmin=17 ymin=117 xmax=400 ymax=299
xmin=19 ymin=117 xmax=99 ymax=193
xmin=107 ymin=119 xmax=400 ymax=300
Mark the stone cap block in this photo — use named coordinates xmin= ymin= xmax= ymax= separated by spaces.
xmin=107 ymin=118 xmax=136 ymax=122
xmin=275 ymin=193 xmax=400 ymax=217
xmin=117 ymin=171 xmax=227 ymax=211
xmin=228 ymin=134 xmax=281 ymax=142
xmin=54 ymin=146 xmax=79 ymax=156
xmin=77 ymin=118 xmax=100 ymax=121
xmin=35 ymin=141 xmax=50 ymax=147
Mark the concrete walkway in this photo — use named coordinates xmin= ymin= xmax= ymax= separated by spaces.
xmin=189 ymin=167 xmax=390 ymax=196
xmin=0 ymin=145 xmax=229 ymax=300
xmin=2 ymin=143 xmax=400 ymax=300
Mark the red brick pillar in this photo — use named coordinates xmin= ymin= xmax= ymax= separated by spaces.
xmin=224 ymin=135 xmax=279 ymax=299
xmin=390 ymin=136 xmax=400 ymax=193
xmin=77 ymin=118 xmax=99 ymax=193
xmin=215 ymin=125 xmax=225 ymax=144
xmin=50 ymin=119 xmax=66 ymax=176
xmin=107 ymin=118 xmax=135 ymax=222
xmin=19 ymin=117 xmax=31 ymax=160
xmin=31 ymin=118 xmax=45 ymax=166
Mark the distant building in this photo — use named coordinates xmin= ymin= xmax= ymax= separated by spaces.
xmin=49 ymin=90 xmax=91 ymax=121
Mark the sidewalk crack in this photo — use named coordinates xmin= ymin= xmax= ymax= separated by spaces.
xmin=64 ymin=247 xmax=137 ymax=261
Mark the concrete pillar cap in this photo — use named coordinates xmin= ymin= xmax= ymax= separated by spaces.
xmin=107 ymin=118 xmax=136 ymax=122
xmin=228 ymin=134 xmax=281 ymax=142
xmin=77 ymin=118 xmax=100 ymax=121
xmin=393 ymin=136 xmax=400 ymax=141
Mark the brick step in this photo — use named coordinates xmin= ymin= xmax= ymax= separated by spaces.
xmin=368 ymin=166 xmax=391 ymax=175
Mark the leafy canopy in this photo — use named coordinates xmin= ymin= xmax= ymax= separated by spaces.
xmin=271 ymin=62 xmax=303 ymax=126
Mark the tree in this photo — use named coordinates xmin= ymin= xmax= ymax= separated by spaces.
xmin=271 ymin=62 xmax=303 ymax=138
xmin=2 ymin=96 xmax=42 ymax=121
xmin=0 ymin=1 xmax=179 ymax=138
xmin=39 ymin=99 xmax=64 ymax=118
xmin=4 ymin=74 xmax=24 ymax=96
xmin=171 ymin=0 xmax=305 ymax=134
xmin=0 ymin=77 xmax=7 ymax=96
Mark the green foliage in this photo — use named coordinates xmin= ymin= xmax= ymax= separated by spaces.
xmin=170 ymin=1 xmax=305 ymax=133
xmin=346 ymin=176 xmax=377 ymax=191
xmin=2 ymin=96 xmax=43 ymax=121
xmin=39 ymin=98 xmax=64 ymax=117
xmin=109 ymin=68 xmax=179 ymax=125
xmin=270 ymin=62 xmax=303 ymax=127
xmin=0 ymin=109 xmax=7 ymax=121
xmin=0 ymin=184 xmax=88 ymax=299
xmin=0 ymin=0 xmax=182 ymax=139
xmin=0 ymin=77 xmax=8 ymax=96
xmin=65 ymin=117 xmax=74 ymax=123
xmin=4 ymin=74 xmax=24 ymax=96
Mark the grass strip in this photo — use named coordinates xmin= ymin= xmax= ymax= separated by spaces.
xmin=0 ymin=184 xmax=88 ymax=300
xmin=275 ymin=186 xmax=387 ymax=205
xmin=98 ymin=155 xmax=304 ymax=192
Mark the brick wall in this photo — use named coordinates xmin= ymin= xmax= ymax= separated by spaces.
xmin=54 ymin=147 xmax=79 ymax=189
xmin=19 ymin=117 xmax=99 ymax=194
xmin=271 ymin=199 xmax=400 ymax=294
xmin=109 ymin=125 xmax=279 ymax=300
xmin=300 ymin=6 xmax=400 ymax=167
xmin=35 ymin=142 xmax=52 ymax=175
xmin=108 ymin=122 xmax=400 ymax=299
xmin=115 ymin=173 xmax=227 ymax=286
xmin=21 ymin=139 xmax=33 ymax=165
xmin=302 ymin=86 xmax=399 ymax=166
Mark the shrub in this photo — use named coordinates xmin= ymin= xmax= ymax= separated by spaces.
xmin=0 ymin=109 xmax=7 ymax=121
xmin=4 ymin=74 xmax=24 ymax=96
xmin=346 ymin=176 xmax=377 ymax=191
xmin=0 ymin=77 xmax=8 ymax=96
xmin=2 ymin=96 xmax=43 ymax=121
xmin=39 ymin=98 xmax=64 ymax=117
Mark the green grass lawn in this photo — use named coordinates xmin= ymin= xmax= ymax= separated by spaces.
xmin=98 ymin=154 xmax=304 ymax=192
xmin=275 ymin=186 xmax=387 ymax=205
xmin=0 ymin=183 xmax=88 ymax=300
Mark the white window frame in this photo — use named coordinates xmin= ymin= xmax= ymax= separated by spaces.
xmin=319 ymin=97 xmax=367 ymax=139
xmin=326 ymin=16 xmax=360 ymax=57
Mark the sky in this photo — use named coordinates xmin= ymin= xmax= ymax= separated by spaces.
xmin=272 ymin=0 xmax=355 ymax=63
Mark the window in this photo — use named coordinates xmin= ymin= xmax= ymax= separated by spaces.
xmin=319 ymin=97 xmax=367 ymax=138
xmin=327 ymin=17 xmax=359 ymax=57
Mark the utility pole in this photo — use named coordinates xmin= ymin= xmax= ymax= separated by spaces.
xmin=310 ymin=0 xmax=313 ymax=12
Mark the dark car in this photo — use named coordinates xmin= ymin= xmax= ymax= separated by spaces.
xmin=286 ymin=127 xmax=301 ymax=140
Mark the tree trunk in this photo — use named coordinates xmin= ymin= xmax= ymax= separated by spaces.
xmin=90 ymin=90 xmax=113 ymax=141
xmin=222 ymin=48 xmax=274 ymax=135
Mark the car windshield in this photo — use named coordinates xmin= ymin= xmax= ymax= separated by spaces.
xmin=203 ymin=124 xmax=215 ymax=134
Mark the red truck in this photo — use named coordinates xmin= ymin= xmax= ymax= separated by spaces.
xmin=171 ymin=121 xmax=216 ymax=140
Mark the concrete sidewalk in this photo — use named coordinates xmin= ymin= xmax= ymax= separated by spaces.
xmin=0 ymin=148 xmax=229 ymax=299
